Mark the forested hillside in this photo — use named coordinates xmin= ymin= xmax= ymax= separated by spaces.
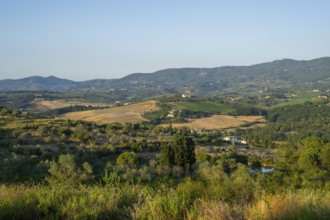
xmin=244 ymin=102 xmax=330 ymax=148
xmin=1 ymin=57 xmax=330 ymax=97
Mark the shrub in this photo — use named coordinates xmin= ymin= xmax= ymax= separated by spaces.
xmin=116 ymin=152 xmax=138 ymax=168
xmin=46 ymin=154 xmax=93 ymax=187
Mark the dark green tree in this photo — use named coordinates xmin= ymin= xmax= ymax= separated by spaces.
xmin=160 ymin=128 xmax=196 ymax=175
xmin=297 ymin=137 xmax=328 ymax=186
xmin=160 ymin=142 xmax=175 ymax=168
xmin=298 ymin=137 xmax=324 ymax=170
xmin=251 ymin=159 xmax=262 ymax=171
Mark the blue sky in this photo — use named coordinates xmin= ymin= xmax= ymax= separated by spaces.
xmin=1 ymin=0 xmax=329 ymax=81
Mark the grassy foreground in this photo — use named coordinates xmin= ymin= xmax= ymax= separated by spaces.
xmin=1 ymin=183 xmax=329 ymax=220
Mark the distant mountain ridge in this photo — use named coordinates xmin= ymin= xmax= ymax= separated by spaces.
xmin=0 ymin=76 xmax=76 ymax=92
xmin=1 ymin=57 xmax=330 ymax=94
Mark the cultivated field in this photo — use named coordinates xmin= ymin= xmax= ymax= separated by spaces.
xmin=61 ymin=100 xmax=159 ymax=123
xmin=33 ymin=100 xmax=112 ymax=110
xmin=166 ymin=115 xmax=265 ymax=130
xmin=172 ymin=101 xmax=234 ymax=113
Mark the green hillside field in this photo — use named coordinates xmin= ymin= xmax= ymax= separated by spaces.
xmin=172 ymin=101 xmax=234 ymax=114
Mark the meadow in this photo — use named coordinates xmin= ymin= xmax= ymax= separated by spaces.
xmin=172 ymin=101 xmax=234 ymax=114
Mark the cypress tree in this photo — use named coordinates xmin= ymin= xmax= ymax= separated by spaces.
xmin=160 ymin=128 xmax=196 ymax=175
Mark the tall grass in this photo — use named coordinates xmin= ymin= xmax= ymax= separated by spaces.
xmin=132 ymin=179 xmax=205 ymax=220
xmin=1 ymin=184 xmax=330 ymax=219
xmin=188 ymin=200 xmax=245 ymax=220
xmin=248 ymin=190 xmax=330 ymax=220
xmin=0 ymin=184 xmax=138 ymax=219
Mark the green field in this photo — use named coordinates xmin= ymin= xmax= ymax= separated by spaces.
xmin=297 ymin=90 xmax=319 ymax=99
xmin=172 ymin=101 xmax=234 ymax=113
xmin=271 ymin=99 xmax=307 ymax=108
xmin=271 ymin=91 xmax=318 ymax=108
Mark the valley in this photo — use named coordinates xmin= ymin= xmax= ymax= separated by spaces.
xmin=0 ymin=59 xmax=330 ymax=219
xmin=2 ymin=0 xmax=330 ymax=217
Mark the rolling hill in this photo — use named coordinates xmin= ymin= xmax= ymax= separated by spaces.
xmin=0 ymin=76 xmax=76 ymax=91
xmin=61 ymin=100 xmax=159 ymax=123
xmin=1 ymin=57 xmax=330 ymax=96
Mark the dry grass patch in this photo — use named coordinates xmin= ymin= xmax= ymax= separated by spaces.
xmin=248 ymin=190 xmax=330 ymax=220
xmin=166 ymin=115 xmax=265 ymax=130
xmin=35 ymin=100 xmax=112 ymax=110
xmin=61 ymin=100 xmax=159 ymax=124
xmin=189 ymin=200 xmax=245 ymax=220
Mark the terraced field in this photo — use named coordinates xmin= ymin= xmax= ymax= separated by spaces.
xmin=61 ymin=100 xmax=159 ymax=123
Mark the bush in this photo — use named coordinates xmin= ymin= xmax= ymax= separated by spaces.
xmin=116 ymin=152 xmax=138 ymax=168
xmin=46 ymin=154 xmax=93 ymax=187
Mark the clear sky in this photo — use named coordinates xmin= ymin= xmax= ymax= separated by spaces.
xmin=1 ymin=0 xmax=329 ymax=81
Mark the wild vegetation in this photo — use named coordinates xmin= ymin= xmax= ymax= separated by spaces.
xmin=0 ymin=90 xmax=330 ymax=219
xmin=242 ymin=102 xmax=330 ymax=147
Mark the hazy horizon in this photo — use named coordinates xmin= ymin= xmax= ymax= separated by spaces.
xmin=1 ymin=0 xmax=330 ymax=81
